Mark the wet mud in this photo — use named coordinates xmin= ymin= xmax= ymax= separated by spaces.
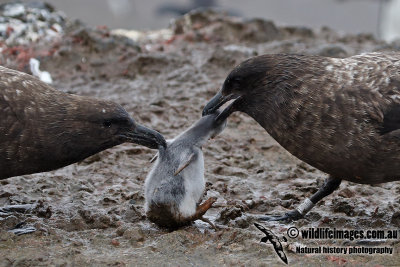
xmin=1 ymin=7 xmax=400 ymax=267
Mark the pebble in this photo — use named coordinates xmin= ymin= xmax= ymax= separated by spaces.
xmin=111 ymin=239 xmax=120 ymax=246
xmin=123 ymin=227 xmax=145 ymax=242
xmin=0 ymin=2 xmax=65 ymax=45
xmin=391 ymin=211 xmax=400 ymax=227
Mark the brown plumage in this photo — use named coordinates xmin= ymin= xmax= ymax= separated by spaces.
xmin=203 ymin=52 xmax=400 ymax=220
xmin=0 ymin=66 xmax=166 ymax=179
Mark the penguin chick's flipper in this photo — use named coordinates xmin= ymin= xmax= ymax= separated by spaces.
xmin=150 ymin=152 xmax=158 ymax=163
xmin=190 ymin=197 xmax=218 ymax=229
xmin=258 ymin=176 xmax=341 ymax=222
xmin=199 ymin=216 xmax=217 ymax=230
xmin=174 ymin=153 xmax=196 ymax=175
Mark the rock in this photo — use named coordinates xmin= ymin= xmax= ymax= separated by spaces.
xmin=216 ymin=206 xmax=243 ymax=224
xmin=123 ymin=227 xmax=145 ymax=243
xmin=78 ymin=209 xmax=116 ymax=229
xmin=391 ymin=211 xmax=400 ymax=227
xmin=116 ymin=225 xmax=128 ymax=236
xmin=232 ymin=215 xmax=252 ymax=228
xmin=34 ymin=201 xmax=52 ymax=218
xmin=244 ymin=199 xmax=255 ymax=209
xmin=111 ymin=239 xmax=120 ymax=246
xmin=0 ymin=2 xmax=65 ymax=45
xmin=332 ymin=199 xmax=355 ymax=216
xmin=126 ymin=54 xmax=185 ymax=76
xmin=0 ymin=230 xmax=14 ymax=241
xmin=2 ymin=3 xmax=25 ymax=18
xmin=171 ymin=9 xmax=282 ymax=43
xmin=241 ymin=18 xmax=281 ymax=43
xmin=338 ymin=188 xmax=355 ymax=198
xmin=282 ymin=26 xmax=314 ymax=38
xmin=0 ymin=214 xmax=19 ymax=229
xmin=122 ymin=205 xmax=144 ymax=222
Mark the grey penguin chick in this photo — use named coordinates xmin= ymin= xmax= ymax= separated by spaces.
xmin=144 ymin=111 xmax=227 ymax=229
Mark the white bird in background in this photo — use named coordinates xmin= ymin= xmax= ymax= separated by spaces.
xmin=381 ymin=0 xmax=400 ymax=42
xmin=106 ymin=0 xmax=133 ymax=17
xmin=29 ymin=58 xmax=53 ymax=84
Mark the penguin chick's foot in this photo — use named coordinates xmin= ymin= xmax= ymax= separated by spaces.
xmin=190 ymin=197 xmax=217 ymax=229
xmin=258 ymin=210 xmax=303 ymax=222
xmin=200 ymin=216 xmax=218 ymax=230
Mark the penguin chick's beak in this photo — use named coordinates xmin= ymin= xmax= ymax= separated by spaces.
xmin=202 ymin=91 xmax=241 ymax=117
xmin=127 ymin=124 xmax=166 ymax=149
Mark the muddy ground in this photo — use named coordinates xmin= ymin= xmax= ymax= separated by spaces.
xmin=1 ymin=8 xmax=400 ymax=267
